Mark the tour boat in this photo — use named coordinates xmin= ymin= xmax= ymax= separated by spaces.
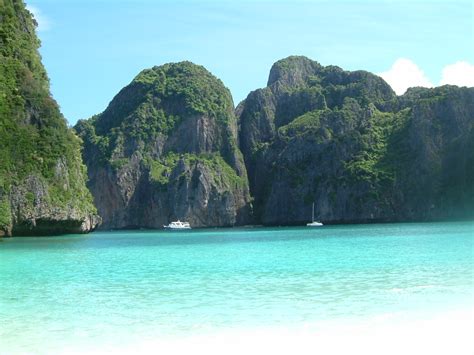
xmin=163 ymin=220 xmax=191 ymax=230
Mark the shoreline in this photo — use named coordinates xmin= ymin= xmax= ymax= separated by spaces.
xmin=3 ymin=219 xmax=474 ymax=238
xmin=59 ymin=307 xmax=474 ymax=355
xmin=4 ymin=307 xmax=472 ymax=354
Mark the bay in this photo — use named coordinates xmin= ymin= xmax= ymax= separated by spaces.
xmin=1 ymin=222 xmax=473 ymax=353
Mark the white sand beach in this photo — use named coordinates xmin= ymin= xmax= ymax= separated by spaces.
xmin=65 ymin=307 xmax=473 ymax=355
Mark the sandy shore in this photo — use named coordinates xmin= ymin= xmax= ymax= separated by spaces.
xmin=64 ymin=307 xmax=473 ymax=355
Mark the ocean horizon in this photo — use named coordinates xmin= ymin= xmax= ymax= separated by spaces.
xmin=1 ymin=221 xmax=473 ymax=354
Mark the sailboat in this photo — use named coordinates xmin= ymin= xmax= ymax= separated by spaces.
xmin=307 ymin=202 xmax=323 ymax=227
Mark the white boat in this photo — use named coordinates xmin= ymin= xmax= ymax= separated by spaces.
xmin=307 ymin=202 xmax=323 ymax=227
xmin=163 ymin=220 xmax=191 ymax=230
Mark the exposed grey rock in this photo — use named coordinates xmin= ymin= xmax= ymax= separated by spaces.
xmin=76 ymin=62 xmax=252 ymax=229
xmin=238 ymin=56 xmax=474 ymax=224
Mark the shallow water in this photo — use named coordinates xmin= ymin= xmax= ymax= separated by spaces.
xmin=1 ymin=222 xmax=473 ymax=353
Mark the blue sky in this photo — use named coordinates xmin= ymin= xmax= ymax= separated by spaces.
xmin=26 ymin=0 xmax=473 ymax=125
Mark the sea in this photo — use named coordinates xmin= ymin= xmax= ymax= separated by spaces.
xmin=1 ymin=222 xmax=473 ymax=354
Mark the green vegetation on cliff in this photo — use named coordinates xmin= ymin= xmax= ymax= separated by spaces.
xmin=91 ymin=62 xmax=233 ymax=139
xmin=238 ymin=56 xmax=474 ymax=224
xmin=77 ymin=62 xmax=237 ymax=165
xmin=146 ymin=152 xmax=246 ymax=194
xmin=0 ymin=0 xmax=97 ymax=234
xmin=75 ymin=61 xmax=251 ymax=229
xmin=0 ymin=196 xmax=12 ymax=228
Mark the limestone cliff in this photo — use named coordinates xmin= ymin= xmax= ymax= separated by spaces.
xmin=0 ymin=0 xmax=99 ymax=236
xmin=76 ymin=62 xmax=251 ymax=229
xmin=238 ymin=56 xmax=473 ymax=224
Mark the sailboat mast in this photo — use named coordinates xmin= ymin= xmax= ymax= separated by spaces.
xmin=312 ymin=202 xmax=315 ymax=222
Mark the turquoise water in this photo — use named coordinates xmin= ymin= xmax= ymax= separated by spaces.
xmin=1 ymin=222 xmax=473 ymax=353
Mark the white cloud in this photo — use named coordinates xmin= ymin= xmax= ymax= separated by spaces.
xmin=439 ymin=61 xmax=474 ymax=87
xmin=26 ymin=4 xmax=51 ymax=32
xmin=378 ymin=58 xmax=474 ymax=95
xmin=378 ymin=58 xmax=433 ymax=95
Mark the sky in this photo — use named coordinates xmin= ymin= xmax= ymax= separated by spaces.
xmin=25 ymin=0 xmax=474 ymax=125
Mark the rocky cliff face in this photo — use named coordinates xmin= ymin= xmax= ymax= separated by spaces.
xmin=0 ymin=0 xmax=99 ymax=236
xmin=238 ymin=56 xmax=473 ymax=224
xmin=76 ymin=62 xmax=251 ymax=229
xmin=392 ymin=86 xmax=474 ymax=220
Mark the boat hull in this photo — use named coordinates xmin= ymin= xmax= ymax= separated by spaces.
xmin=163 ymin=226 xmax=191 ymax=230
xmin=307 ymin=222 xmax=323 ymax=227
